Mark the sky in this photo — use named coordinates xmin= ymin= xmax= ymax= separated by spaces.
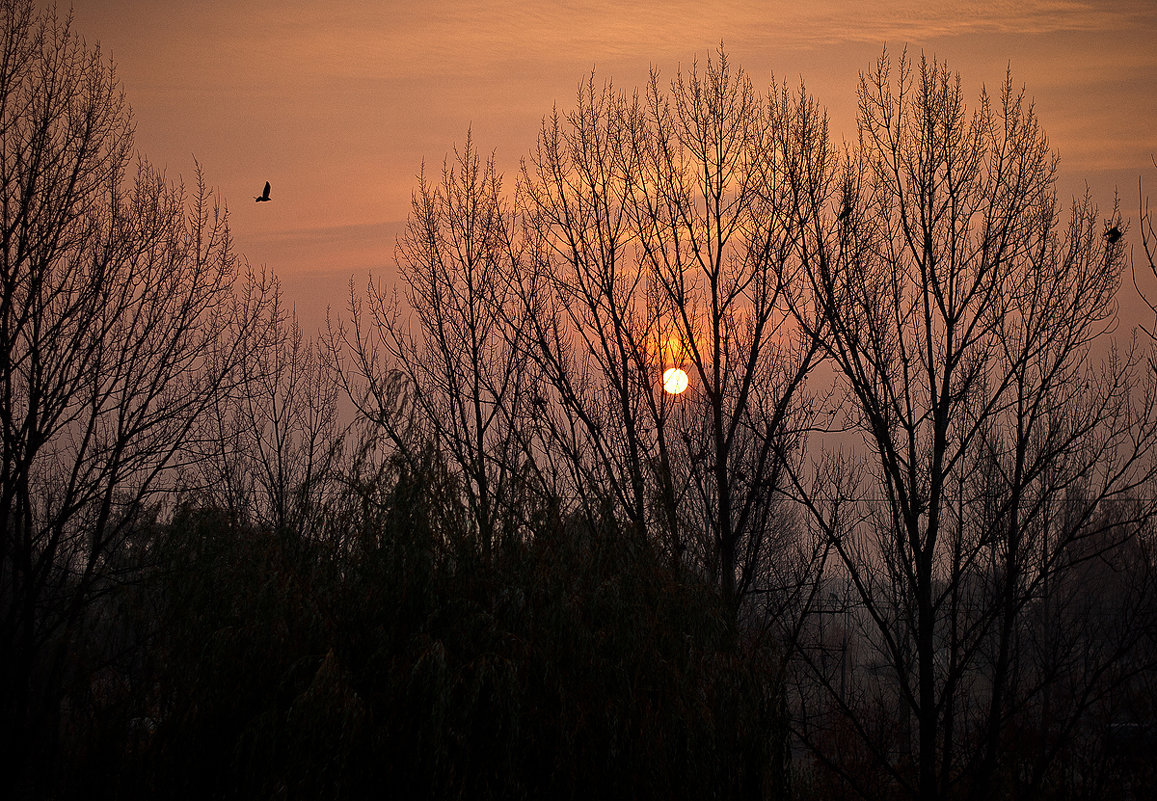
xmin=52 ymin=0 xmax=1157 ymax=332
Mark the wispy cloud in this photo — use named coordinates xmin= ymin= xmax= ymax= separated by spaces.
xmin=763 ymin=0 xmax=1143 ymax=45
xmin=226 ymin=0 xmax=1149 ymax=76
xmin=67 ymin=0 xmax=1156 ymax=297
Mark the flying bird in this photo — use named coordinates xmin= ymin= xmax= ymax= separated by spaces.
xmin=1104 ymin=225 xmax=1122 ymax=244
xmin=255 ymin=181 xmax=271 ymax=202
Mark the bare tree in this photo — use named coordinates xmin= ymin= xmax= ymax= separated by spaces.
xmin=517 ymin=75 xmax=660 ymax=547
xmin=332 ymin=133 xmax=529 ymax=558
xmin=785 ymin=50 xmax=1157 ymax=801
xmin=0 ymin=1 xmax=263 ymax=787
xmin=1138 ymin=158 xmax=1157 ymax=342
xmin=201 ymin=280 xmax=340 ymax=540
xmin=517 ymin=49 xmax=826 ymax=633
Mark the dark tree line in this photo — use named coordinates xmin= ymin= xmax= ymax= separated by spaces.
xmin=2 ymin=2 xmax=1156 ymax=799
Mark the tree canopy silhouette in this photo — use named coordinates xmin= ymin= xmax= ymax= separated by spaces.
xmin=0 ymin=1 xmax=267 ymax=791
xmin=3 ymin=7 xmax=1155 ymax=799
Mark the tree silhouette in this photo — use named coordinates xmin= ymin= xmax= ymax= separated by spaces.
xmin=1 ymin=11 xmax=1154 ymax=797
xmin=0 ymin=2 xmax=266 ymax=790
xmin=785 ymin=50 xmax=1157 ymax=801
xmin=518 ymin=52 xmax=824 ymax=635
xmin=200 ymin=280 xmax=340 ymax=539
xmin=1138 ymin=160 xmax=1157 ymax=344
xmin=332 ymin=133 xmax=531 ymax=558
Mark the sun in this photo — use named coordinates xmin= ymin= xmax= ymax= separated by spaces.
xmin=662 ymin=367 xmax=689 ymax=395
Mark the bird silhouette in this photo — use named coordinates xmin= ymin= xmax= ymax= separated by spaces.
xmin=1104 ymin=225 xmax=1122 ymax=244
xmin=255 ymin=181 xmax=271 ymax=202
xmin=837 ymin=183 xmax=854 ymax=222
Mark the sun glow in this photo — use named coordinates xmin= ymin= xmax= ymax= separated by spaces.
xmin=662 ymin=367 xmax=689 ymax=395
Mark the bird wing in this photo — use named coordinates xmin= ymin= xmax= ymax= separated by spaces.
xmin=262 ymin=181 xmax=271 ymax=199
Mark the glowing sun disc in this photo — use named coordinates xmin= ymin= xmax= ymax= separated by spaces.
xmin=662 ymin=367 xmax=689 ymax=395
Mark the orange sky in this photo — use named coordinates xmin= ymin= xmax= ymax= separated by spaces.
xmin=56 ymin=0 xmax=1157 ymax=332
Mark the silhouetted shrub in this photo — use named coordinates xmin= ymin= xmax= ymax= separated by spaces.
xmin=72 ymin=447 xmax=790 ymax=801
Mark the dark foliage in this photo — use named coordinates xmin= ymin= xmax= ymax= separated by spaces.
xmin=46 ymin=448 xmax=787 ymax=801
